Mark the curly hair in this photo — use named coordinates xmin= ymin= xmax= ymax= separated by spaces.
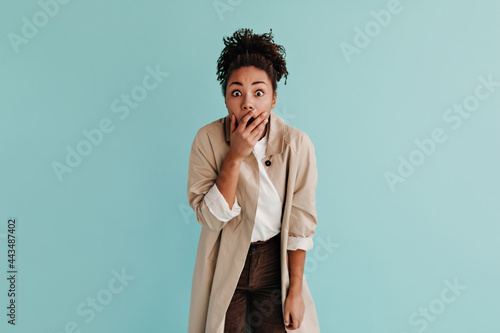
xmin=216 ymin=28 xmax=289 ymax=97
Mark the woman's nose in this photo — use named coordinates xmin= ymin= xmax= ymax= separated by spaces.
xmin=241 ymin=95 xmax=254 ymax=110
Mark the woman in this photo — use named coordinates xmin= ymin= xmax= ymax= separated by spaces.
xmin=187 ymin=28 xmax=320 ymax=333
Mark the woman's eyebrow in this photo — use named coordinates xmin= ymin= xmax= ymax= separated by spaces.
xmin=228 ymin=81 xmax=267 ymax=87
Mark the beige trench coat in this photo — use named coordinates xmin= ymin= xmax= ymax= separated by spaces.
xmin=187 ymin=110 xmax=320 ymax=332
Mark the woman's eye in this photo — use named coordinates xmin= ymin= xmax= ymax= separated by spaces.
xmin=232 ymin=91 xmax=241 ymax=97
xmin=256 ymin=90 xmax=264 ymax=97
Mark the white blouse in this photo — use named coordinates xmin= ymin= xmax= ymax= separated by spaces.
xmin=203 ymin=126 xmax=313 ymax=251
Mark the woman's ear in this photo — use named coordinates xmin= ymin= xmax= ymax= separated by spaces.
xmin=271 ymin=91 xmax=277 ymax=109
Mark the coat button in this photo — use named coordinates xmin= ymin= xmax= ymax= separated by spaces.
xmin=265 ymin=160 xmax=271 ymax=166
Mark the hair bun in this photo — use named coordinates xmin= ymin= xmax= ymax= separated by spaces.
xmin=216 ymin=28 xmax=288 ymax=97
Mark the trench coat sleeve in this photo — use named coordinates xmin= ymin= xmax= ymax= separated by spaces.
xmin=288 ymin=132 xmax=318 ymax=243
xmin=187 ymin=128 xmax=237 ymax=232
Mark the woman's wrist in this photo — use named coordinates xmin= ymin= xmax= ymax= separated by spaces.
xmin=225 ymin=149 xmax=244 ymax=166
xmin=288 ymin=284 xmax=303 ymax=296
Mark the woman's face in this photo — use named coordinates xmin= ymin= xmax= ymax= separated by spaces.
xmin=225 ymin=66 xmax=277 ymax=129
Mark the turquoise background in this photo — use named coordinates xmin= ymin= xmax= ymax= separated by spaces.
xmin=1 ymin=0 xmax=499 ymax=332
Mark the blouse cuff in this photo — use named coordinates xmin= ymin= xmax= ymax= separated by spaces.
xmin=287 ymin=235 xmax=313 ymax=251
xmin=204 ymin=183 xmax=241 ymax=222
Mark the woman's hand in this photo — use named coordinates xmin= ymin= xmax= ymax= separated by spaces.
xmin=228 ymin=110 xmax=268 ymax=161
xmin=283 ymin=289 xmax=305 ymax=330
